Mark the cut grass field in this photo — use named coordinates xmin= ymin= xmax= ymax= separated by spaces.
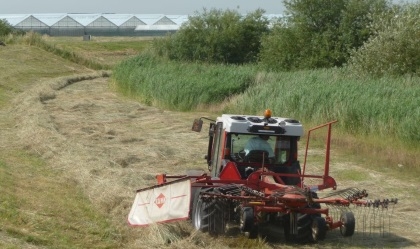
xmin=0 ymin=43 xmax=118 ymax=248
xmin=42 ymin=36 xmax=153 ymax=68
xmin=0 ymin=151 xmax=120 ymax=249
xmin=0 ymin=44 xmax=92 ymax=107
xmin=0 ymin=35 xmax=419 ymax=248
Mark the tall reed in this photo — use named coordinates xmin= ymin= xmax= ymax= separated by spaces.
xmin=224 ymin=69 xmax=420 ymax=144
xmin=114 ymin=53 xmax=420 ymax=145
xmin=113 ymin=52 xmax=257 ymax=111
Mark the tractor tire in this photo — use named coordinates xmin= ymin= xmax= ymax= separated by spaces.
xmin=284 ymin=193 xmax=322 ymax=243
xmin=311 ymin=216 xmax=327 ymax=242
xmin=240 ymin=207 xmax=258 ymax=239
xmin=284 ymin=212 xmax=314 ymax=243
xmin=340 ymin=212 xmax=355 ymax=237
xmin=192 ymin=188 xmax=227 ymax=235
xmin=189 ymin=186 xmax=201 ymax=219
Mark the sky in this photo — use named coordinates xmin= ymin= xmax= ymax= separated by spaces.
xmin=1 ymin=0 xmax=286 ymax=15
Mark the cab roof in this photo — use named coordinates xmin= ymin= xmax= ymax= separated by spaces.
xmin=217 ymin=114 xmax=304 ymax=136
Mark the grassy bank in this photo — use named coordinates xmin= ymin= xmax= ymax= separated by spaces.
xmin=41 ymin=36 xmax=153 ymax=69
xmin=0 ymin=42 xmax=90 ymax=108
xmin=2 ymin=33 xmax=151 ymax=70
xmin=0 ymin=152 xmax=120 ymax=249
xmin=0 ymin=37 xmax=145 ymax=248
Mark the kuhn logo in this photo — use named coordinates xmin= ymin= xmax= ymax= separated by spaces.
xmin=154 ymin=193 xmax=166 ymax=208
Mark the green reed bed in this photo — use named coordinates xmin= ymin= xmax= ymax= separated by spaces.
xmin=113 ymin=53 xmax=257 ymax=111
xmin=225 ymin=69 xmax=420 ymax=145
xmin=113 ymin=53 xmax=420 ymax=144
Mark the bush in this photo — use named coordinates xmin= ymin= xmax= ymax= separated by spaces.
xmin=258 ymin=23 xmax=306 ymax=71
xmin=347 ymin=3 xmax=420 ymax=77
xmin=258 ymin=0 xmax=390 ymax=71
xmin=0 ymin=19 xmax=13 ymax=36
xmin=152 ymin=8 xmax=269 ymax=64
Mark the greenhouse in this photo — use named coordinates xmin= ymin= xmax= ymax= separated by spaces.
xmin=0 ymin=13 xmax=283 ymax=37
xmin=0 ymin=13 xmax=188 ymax=36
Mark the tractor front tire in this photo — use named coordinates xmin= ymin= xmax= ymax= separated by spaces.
xmin=240 ymin=207 xmax=258 ymax=239
xmin=284 ymin=212 xmax=313 ymax=243
xmin=192 ymin=188 xmax=226 ymax=235
xmin=284 ymin=192 xmax=322 ymax=243
xmin=311 ymin=216 xmax=327 ymax=242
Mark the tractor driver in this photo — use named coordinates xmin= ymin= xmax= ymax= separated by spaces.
xmin=244 ymin=135 xmax=275 ymax=158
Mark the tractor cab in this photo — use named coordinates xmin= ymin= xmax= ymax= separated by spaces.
xmin=192 ymin=109 xmax=304 ymax=184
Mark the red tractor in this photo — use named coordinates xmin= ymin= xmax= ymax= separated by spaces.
xmin=128 ymin=109 xmax=397 ymax=243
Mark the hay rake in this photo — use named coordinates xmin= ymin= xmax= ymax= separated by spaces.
xmin=128 ymin=109 xmax=398 ymax=243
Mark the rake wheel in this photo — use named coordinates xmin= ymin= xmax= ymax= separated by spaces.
xmin=340 ymin=212 xmax=355 ymax=237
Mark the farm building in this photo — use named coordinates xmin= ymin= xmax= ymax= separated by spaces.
xmin=0 ymin=13 xmax=283 ymax=37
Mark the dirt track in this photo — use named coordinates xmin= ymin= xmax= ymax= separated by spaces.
xmin=6 ymin=73 xmax=420 ymax=248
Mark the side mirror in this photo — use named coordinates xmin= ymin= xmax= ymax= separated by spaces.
xmin=192 ymin=119 xmax=203 ymax=132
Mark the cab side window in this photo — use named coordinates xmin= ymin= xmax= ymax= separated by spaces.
xmin=275 ymin=137 xmax=291 ymax=164
xmin=210 ymin=122 xmax=224 ymax=177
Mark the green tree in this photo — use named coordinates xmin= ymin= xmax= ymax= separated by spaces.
xmin=347 ymin=3 xmax=420 ymax=77
xmin=152 ymin=8 xmax=269 ymax=64
xmin=0 ymin=19 xmax=13 ymax=36
xmin=259 ymin=0 xmax=390 ymax=71
xmin=339 ymin=0 xmax=390 ymax=56
xmin=258 ymin=22 xmax=304 ymax=71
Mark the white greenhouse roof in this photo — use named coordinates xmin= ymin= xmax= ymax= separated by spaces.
xmin=135 ymin=24 xmax=179 ymax=31
xmin=102 ymin=14 xmax=136 ymax=26
xmin=0 ymin=14 xmax=29 ymax=25
xmin=0 ymin=13 xmax=285 ymax=31
xmin=134 ymin=14 xmax=166 ymax=25
xmin=166 ymin=15 xmax=190 ymax=25
xmin=67 ymin=13 xmax=102 ymax=26
xmin=32 ymin=13 xmax=67 ymax=26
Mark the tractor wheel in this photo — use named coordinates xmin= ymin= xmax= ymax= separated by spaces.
xmin=311 ymin=217 xmax=327 ymax=242
xmin=189 ymin=186 xmax=201 ymax=219
xmin=284 ymin=212 xmax=314 ymax=243
xmin=340 ymin=212 xmax=355 ymax=237
xmin=284 ymin=193 xmax=322 ymax=243
xmin=192 ymin=188 xmax=226 ymax=235
xmin=240 ymin=207 xmax=258 ymax=239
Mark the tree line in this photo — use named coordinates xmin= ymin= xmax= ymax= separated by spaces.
xmin=152 ymin=0 xmax=420 ymax=77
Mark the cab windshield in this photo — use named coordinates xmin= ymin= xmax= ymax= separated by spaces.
xmin=229 ymin=134 xmax=296 ymax=165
